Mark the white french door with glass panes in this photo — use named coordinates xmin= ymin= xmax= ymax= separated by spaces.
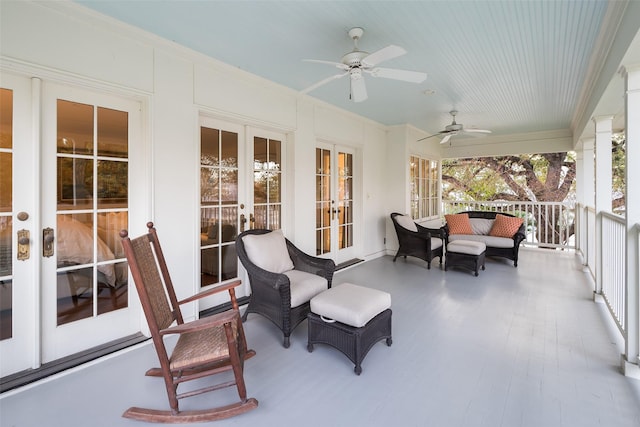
xmin=0 ymin=75 xmax=38 ymax=377
xmin=315 ymin=143 xmax=357 ymax=264
xmin=40 ymin=83 xmax=142 ymax=362
xmin=199 ymin=117 xmax=247 ymax=307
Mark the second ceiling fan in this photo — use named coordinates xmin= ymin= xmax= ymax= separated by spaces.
xmin=301 ymin=27 xmax=427 ymax=102
xmin=419 ymin=110 xmax=492 ymax=144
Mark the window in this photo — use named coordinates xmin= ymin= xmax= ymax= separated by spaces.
xmin=409 ymin=156 xmax=438 ymax=219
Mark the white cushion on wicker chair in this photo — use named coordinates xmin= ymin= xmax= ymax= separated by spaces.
xmin=395 ymin=214 xmax=418 ymax=232
xmin=430 ymin=237 xmax=443 ymax=249
xmin=283 ymin=270 xmax=328 ymax=308
xmin=310 ymin=283 xmax=391 ymax=328
xmin=241 ymin=229 xmax=294 ymax=274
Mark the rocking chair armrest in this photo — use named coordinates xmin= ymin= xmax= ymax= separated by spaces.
xmin=177 ymin=280 xmax=242 ymax=305
xmin=159 ymin=309 xmax=239 ymax=336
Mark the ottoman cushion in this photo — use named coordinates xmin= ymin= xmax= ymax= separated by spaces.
xmin=310 ymin=283 xmax=391 ymax=328
xmin=447 ymin=240 xmax=486 ymax=255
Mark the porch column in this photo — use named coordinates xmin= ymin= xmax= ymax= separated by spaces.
xmin=576 ymin=138 xmax=595 ymax=265
xmin=622 ymin=64 xmax=640 ymax=378
xmin=593 ymin=116 xmax=613 ymax=295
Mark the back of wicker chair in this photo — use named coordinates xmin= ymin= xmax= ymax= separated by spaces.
xmin=390 ymin=213 xmax=445 ymax=269
xmin=236 ymin=229 xmax=335 ymax=348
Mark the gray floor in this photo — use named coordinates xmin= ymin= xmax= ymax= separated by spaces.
xmin=2 ymin=249 xmax=640 ymax=427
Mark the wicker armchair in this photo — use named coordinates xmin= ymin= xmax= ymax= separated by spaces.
xmin=390 ymin=213 xmax=445 ymax=269
xmin=236 ymin=229 xmax=335 ymax=348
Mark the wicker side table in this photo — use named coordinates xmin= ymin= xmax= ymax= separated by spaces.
xmin=307 ymin=283 xmax=392 ymax=375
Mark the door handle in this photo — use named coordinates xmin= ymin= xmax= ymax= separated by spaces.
xmin=249 ymin=213 xmax=255 ymax=229
xmin=43 ymin=227 xmax=55 ymax=258
xmin=240 ymin=214 xmax=247 ymax=232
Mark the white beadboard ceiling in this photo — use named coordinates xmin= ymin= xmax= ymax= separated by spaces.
xmin=74 ymin=0 xmax=623 ymax=140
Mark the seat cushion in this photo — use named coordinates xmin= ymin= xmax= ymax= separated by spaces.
xmin=445 ymin=213 xmax=473 ymax=235
xmin=310 ymin=283 xmax=391 ymax=328
xmin=242 ymin=229 xmax=294 ymax=274
xmin=448 ymin=234 xmax=515 ymax=248
xmin=431 ymin=237 xmax=443 ymax=249
xmin=283 ymin=270 xmax=328 ymax=308
xmin=447 ymin=240 xmax=486 ymax=255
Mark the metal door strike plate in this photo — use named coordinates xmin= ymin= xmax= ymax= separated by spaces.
xmin=43 ymin=227 xmax=54 ymax=258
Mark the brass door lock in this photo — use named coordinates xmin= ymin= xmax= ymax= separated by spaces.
xmin=17 ymin=229 xmax=30 ymax=260
xmin=43 ymin=227 xmax=55 ymax=258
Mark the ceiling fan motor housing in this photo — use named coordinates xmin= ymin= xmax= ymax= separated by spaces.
xmin=342 ymin=50 xmax=369 ymax=67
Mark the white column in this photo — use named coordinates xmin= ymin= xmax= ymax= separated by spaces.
xmin=577 ymin=138 xmax=595 ymax=265
xmin=622 ymin=65 xmax=640 ymax=379
xmin=593 ymin=116 xmax=613 ymax=295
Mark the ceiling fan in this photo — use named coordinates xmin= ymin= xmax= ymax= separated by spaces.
xmin=419 ymin=110 xmax=492 ymax=144
xmin=301 ymin=27 xmax=427 ymax=102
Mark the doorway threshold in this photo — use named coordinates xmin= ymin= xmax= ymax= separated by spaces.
xmin=336 ymin=258 xmax=364 ymax=271
xmin=0 ymin=333 xmax=148 ymax=394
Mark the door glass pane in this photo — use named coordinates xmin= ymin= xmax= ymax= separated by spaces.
xmin=315 ymin=148 xmax=331 ymax=255
xmin=56 ymin=100 xmax=129 ymax=325
xmin=1 ymin=89 xmax=13 ymax=340
xmin=200 ymin=126 xmax=238 ymax=288
xmin=337 ymin=152 xmax=353 ymax=251
xmin=97 ymin=107 xmax=128 ymax=158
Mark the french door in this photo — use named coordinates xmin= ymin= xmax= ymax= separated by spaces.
xmin=198 ymin=118 xmax=286 ymax=309
xmin=0 ymin=75 xmax=37 ymax=376
xmin=315 ymin=143 xmax=357 ymax=264
xmin=0 ymin=75 xmax=144 ymax=376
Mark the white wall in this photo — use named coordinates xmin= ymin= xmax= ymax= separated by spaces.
xmin=0 ymin=1 xmax=395 ymax=307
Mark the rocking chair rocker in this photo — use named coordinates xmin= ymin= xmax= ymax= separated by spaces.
xmin=120 ymin=223 xmax=258 ymax=423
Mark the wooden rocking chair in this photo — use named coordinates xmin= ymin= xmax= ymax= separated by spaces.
xmin=120 ymin=222 xmax=258 ymax=423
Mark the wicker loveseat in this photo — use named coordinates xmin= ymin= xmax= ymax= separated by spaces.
xmin=443 ymin=211 xmax=526 ymax=267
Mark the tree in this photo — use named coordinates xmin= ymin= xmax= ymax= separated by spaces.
xmin=612 ymin=133 xmax=626 ymax=213
xmin=442 ymin=152 xmax=576 ymax=245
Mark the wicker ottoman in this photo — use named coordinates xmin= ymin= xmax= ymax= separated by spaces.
xmin=445 ymin=240 xmax=486 ymax=276
xmin=307 ymin=283 xmax=392 ymax=375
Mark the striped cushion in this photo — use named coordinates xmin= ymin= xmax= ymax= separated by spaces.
xmin=489 ymin=214 xmax=524 ymax=238
xmin=445 ymin=213 xmax=473 ymax=235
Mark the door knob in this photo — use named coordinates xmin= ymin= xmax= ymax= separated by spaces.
xmin=17 ymin=229 xmax=30 ymax=260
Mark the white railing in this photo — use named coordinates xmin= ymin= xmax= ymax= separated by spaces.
xmin=585 ymin=206 xmax=597 ymax=279
xmin=442 ymin=200 xmax=575 ymax=250
xmin=600 ymin=211 xmax=627 ymax=334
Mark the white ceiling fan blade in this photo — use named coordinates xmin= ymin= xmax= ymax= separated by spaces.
xmin=361 ymin=45 xmax=406 ymax=67
xmin=417 ymin=133 xmax=440 ymax=142
xmin=440 ymin=133 xmax=453 ymax=144
xmin=350 ymin=72 xmax=367 ymax=102
xmin=463 ymin=128 xmax=492 ymax=134
xmin=301 ymin=71 xmax=349 ymax=94
xmin=367 ymin=67 xmax=427 ymax=83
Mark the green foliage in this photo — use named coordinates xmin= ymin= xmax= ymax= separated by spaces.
xmin=442 ymin=152 xmax=576 ymax=203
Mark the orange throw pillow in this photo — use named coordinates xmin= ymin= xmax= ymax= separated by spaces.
xmin=489 ymin=214 xmax=524 ymax=238
xmin=445 ymin=213 xmax=473 ymax=235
